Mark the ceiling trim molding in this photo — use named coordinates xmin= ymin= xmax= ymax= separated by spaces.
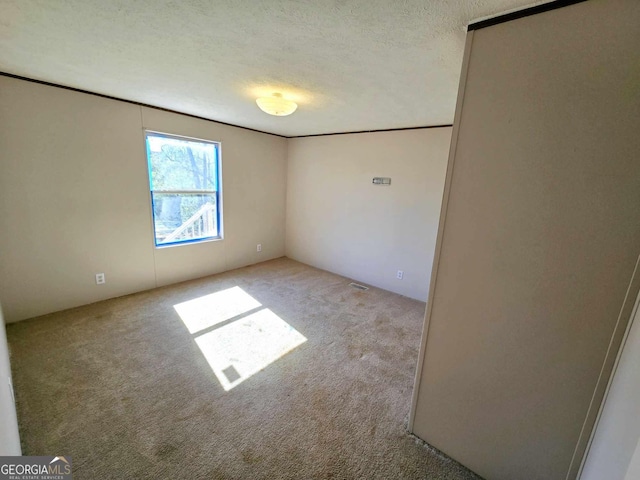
xmin=468 ymin=0 xmax=588 ymax=31
xmin=290 ymin=124 xmax=453 ymax=139
xmin=1 ymin=71 xmax=453 ymax=139
xmin=0 ymin=71 xmax=288 ymax=138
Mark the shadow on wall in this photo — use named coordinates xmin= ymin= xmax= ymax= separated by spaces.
xmin=173 ymin=286 xmax=307 ymax=391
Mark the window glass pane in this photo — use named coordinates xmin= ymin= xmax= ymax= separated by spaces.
xmin=152 ymin=193 xmax=218 ymax=245
xmin=147 ymin=134 xmax=217 ymax=191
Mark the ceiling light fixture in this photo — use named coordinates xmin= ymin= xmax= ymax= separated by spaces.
xmin=256 ymin=93 xmax=297 ymax=116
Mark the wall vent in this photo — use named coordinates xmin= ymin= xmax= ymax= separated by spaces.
xmin=349 ymin=282 xmax=369 ymax=291
xmin=372 ymin=177 xmax=391 ymax=185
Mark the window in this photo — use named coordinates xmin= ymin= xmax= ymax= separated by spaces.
xmin=145 ymin=132 xmax=221 ymax=246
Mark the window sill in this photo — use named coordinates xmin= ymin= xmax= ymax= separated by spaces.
xmin=154 ymin=236 xmax=223 ymax=249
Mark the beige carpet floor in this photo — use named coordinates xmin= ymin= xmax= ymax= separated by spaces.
xmin=7 ymin=258 xmax=480 ymax=479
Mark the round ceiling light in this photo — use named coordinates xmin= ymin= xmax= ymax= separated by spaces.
xmin=256 ymin=93 xmax=298 ymax=116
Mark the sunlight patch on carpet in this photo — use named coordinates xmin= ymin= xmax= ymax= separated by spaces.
xmin=174 ymin=286 xmax=262 ymax=334
xmin=194 ymin=308 xmax=307 ymax=391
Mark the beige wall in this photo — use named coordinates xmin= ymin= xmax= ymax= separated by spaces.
xmin=410 ymin=1 xmax=640 ymax=480
xmin=286 ymin=128 xmax=451 ymax=301
xmin=0 ymin=76 xmax=287 ymax=323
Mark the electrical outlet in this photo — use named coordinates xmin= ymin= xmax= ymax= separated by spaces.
xmin=396 ymin=270 xmax=404 ymax=280
xmin=95 ymin=273 xmax=106 ymax=285
xmin=257 ymin=244 xmax=262 ymax=252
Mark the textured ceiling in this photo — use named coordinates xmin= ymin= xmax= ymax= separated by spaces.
xmin=1 ymin=0 xmax=544 ymax=136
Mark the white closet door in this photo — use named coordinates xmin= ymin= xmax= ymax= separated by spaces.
xmin=0 ymin=306 xmax=21 ymax=455
xmin=581 ymin=294 xmax=640 ymax=480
